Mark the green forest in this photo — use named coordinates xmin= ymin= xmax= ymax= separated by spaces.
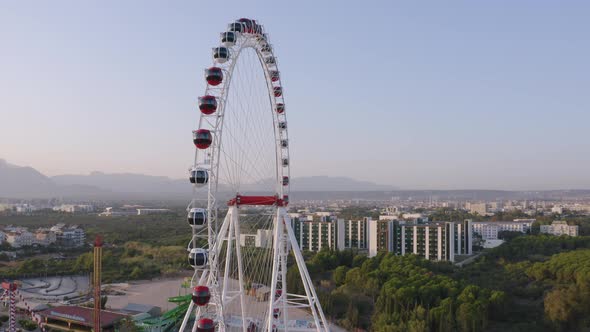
xmin=296 ymin=235 xmax=590 ymax=331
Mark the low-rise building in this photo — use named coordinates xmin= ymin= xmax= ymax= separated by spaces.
xmin=467 ymin=203 xmax=488 ymax=216
xmin=52 ymin=204 xmax=94 ymax=213
xmin=540 ymin=221 xmax=579 ymax=237
xmin=5 ymin=231 xmax=35 ymax=248
xmin=51 ymin=225 xmax=86 ymax=247
xmin=35 ymin=229 xmax=57 ymax=246
xmin=38 ymin=306 xmax=128 ymax=332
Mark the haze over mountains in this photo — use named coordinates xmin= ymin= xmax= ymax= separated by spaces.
xmin=0 ymin=159 xmax=397 ymax=199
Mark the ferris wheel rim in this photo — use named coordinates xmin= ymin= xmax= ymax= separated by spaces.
xmin=195 ymin=29 xmax=291 ymax=209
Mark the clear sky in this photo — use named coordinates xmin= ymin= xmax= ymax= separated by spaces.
xmin=1 ymin=1 xmax=589 ymax=190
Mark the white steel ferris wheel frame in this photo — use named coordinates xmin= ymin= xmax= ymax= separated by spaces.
xmin=180 ymin=20 xmax=329 ymax=332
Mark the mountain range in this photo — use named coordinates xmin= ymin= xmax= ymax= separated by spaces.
xmin=0 ymin=159 xmax=397 ymax=199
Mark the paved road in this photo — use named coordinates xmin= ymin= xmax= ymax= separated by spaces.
xmin=455 ymin=252 xmax=485 ymax=267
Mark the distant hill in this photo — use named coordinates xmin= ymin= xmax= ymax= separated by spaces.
xmin=52 ymin=171 xmax=189 ymax=194
xmin=290 ymin=176 xmax=397 ymax=192
xmin=52 ymin=173 xmax=395 ymax=193
xmin=0 ymin=159 xmax=110 ymax=198
xmin=0 ymin=159 xmax=396 ymax=198
xmin=4 ymin=159 xmax=587 ymax=201
xmin=0 ymin=159 xmax=56 ymax=197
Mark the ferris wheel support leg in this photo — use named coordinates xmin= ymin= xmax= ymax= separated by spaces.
xmin=281 ymin=228 xmax=289 ymax=330
xmin=230 ymin=206 xmax=248 ymax=332
xmin=222 ymin=209 xmax=235 ymax=305
xmin=282 ymin=211 xmax=330 ymax=331
xmin=191 ymin=313 xmax=199 ymax=332
xmin=178 ymin=300 xmax=195 ymax=332
xmin=209 ymin=211 xmax=231 ymax=331
xmin=267 ymin=209 xmax=283 ymax=332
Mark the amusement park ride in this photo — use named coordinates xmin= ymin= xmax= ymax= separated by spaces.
xmin=181 ymin=18 xmax=329 ymax=332
xmin=0 ymin=282 xmax=47 ymax=332
xmin=0 ymin=17 xmax=327 ymax=332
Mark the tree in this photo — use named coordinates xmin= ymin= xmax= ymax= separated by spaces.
xmin=333 ymin=266 xmax=348 ymax=286
xmin=117 ymin=318 xmax=140 ymax=332
xmin=18 ymin=319 xmax=37 ymax=331
xmin=497 ymin=230 xmax=523 ymax=241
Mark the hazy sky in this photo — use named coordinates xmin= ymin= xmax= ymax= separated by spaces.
xmin=1 ymin=1 xmax=589 ymax=190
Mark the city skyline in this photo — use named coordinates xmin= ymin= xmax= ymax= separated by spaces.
xmin=2 ymin=1 xmax=589 ymax=190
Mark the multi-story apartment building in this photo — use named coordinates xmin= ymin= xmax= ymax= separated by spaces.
xmin=472 ymin=220 xmax=534 ymax=240
xmin=289 ymin=215 xmax=370 ymax=252
xmin=291 ymin=217 xmax=339 ymax=252
xmin=342 ymin=217 xmax=369 ymax=250
xmin=540 ymin=221 xmax=579 ymax=237
xmin=368 ymin=219 xmax=473 ymax=262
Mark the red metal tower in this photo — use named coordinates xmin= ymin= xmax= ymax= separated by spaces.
xmin=93 ymin=235 xmax=103 ymax=332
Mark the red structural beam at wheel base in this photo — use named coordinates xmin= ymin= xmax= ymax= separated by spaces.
xmin=227 ymin=195 xmax=287 ymax=206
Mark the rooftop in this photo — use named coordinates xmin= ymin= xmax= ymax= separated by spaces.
xmin=38 ymin=306 xmax=128 ymax=328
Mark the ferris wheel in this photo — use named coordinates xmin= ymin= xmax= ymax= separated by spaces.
xmin=180 ymin=19 xmax=329 ymax=332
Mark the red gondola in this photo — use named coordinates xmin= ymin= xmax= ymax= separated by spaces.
xmin=192 ymin=286 xmax=211 ymax=306
xmin=193 ymin=129 xmax=212 ymax=149
xmin=276 ymin=103 xmax=285 ymax=114
xmin=196 ymin=318 xmax=215 ymax=332
xmin=198 ymin=96 xmax=217 ymax=115
xmin=273 ymin=87 xmax=282 ymax=97
xmin=270 ymin=71 xmax=280 ymax=82
xmin=205 ymin=67 xmax=223 ymax=86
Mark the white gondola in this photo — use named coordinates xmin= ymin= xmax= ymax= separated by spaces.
xmin=188 ymin=248 xmax=208 ymax=268
xmin=221 ymin=31 xmax=236 ymax=47
xmin=189 ymin=168 xmax=209 ymax=186
xmin=187 ymin=208 xmax=207 ymax=228
xmin=213 ymin=47 xmax=230 ymax=64
xmin=265 ymin=56 xmax=276 ymax=65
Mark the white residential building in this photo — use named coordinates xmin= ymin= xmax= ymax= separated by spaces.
xmin=472 ymin=220 xmax=534 ymax=240
xmin=540 ymin=221 xmax=579 ymax=237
